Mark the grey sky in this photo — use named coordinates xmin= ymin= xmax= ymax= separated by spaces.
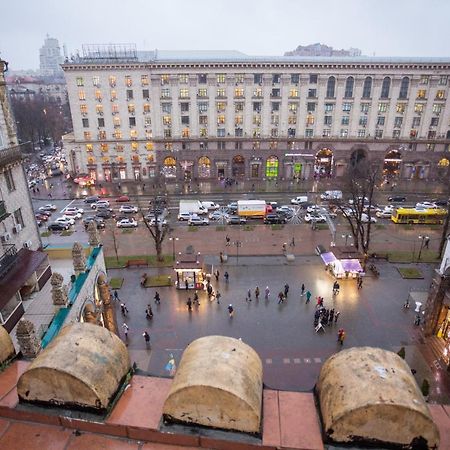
xmin=1 ymin=0 xmax=448 ymax=69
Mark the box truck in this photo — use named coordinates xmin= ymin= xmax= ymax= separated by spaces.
xmin=237 ymin=200 xmax=267 ymax=217
xmin=179 ymin=200 xmax=207 ymax=215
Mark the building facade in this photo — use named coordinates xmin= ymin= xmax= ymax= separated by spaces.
xmin=0 ymin=59 xmax=49 ymax=332
xmin=39 ymin=35 xmax=63 ymax=76
xmin=62 ymin=47 xmax=450 ymax=183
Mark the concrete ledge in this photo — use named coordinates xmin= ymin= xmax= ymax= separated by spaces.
xmin=286 ymin=254 xmax=295 ymax=261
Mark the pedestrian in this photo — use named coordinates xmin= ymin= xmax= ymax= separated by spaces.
xmin=120 ymin=302 xmax=129 ymax=315
xmin=337 ymin=328 xmax=346 ymax=345
xmin=247 ymin=288 xmax=252 ymax=302
xmin=278 ymin=292 xmax=285 ymax=304
xmin=122 ymin=322 xmax=129 ymax=339
xmin=114 ymin=290 xmax=119 ymax=302
xmin=193 ymin=291 xmax=200 ymax=305
xmin=207 ymin=284 xmax=213 ymax=299
xmin=224 ymin=271 xmax=229 ymax=283
xmin=306 ymin=290 xmax=312 ymax=303
xmin=142 ymin=183 xmax=146 ymax=191
xmin=228 ymin=304 xmax=234 ymax=317
xmin=290 ymin=237 xmax=295 ymax=247
xmin=220 ymin=252 xmax=224 ymax=264
xmin=301 ymin=283 xmax=305 ymax=296
xmin=143 ymin=331 xmax=150 ymax=347
xmin=154 ymin=291 xmax=161 ymax=304
xmin=185 ymin=279 xmax=189 ymax=290
xmin=334 ymin=311 xmax=341 ymax=323
xmin=282 ymin=243 xmax=287 ymax=253
xmin=216 ymin=290 xmax=221 ymax=304
xmin=146 ymin=305 xmax=153 ymax=319
xmin=403 ymin=299 xmax=410 ymax=309
xmin=226 ymin=235 xmax=231 ymax=246
xmin=215 ymin=269 xmax=220 ymax=281
xmin=333 ymin=281 xmax=340 ymax=295
xmin=265 ymin=286 xmax=270 ymax=300
xmin=36 ymin=187 xmax=40 ymax=193
xmin=329 ymin=308 xmax=335 ymax=324
xmin=48 ymin=192 xmax=52 ymax=198
xmin=284 ymin=283 xmax=289 ymax=297
xmin=255 ymin=286 xmax=260 ymax=300
xmin=357 ymin=276 xmax=363 ymax=289
xmin=424 ymin=237 xmax=430 ymax=249
xmin=186 ymin=297 xmax=192 ymax=311
xmin=415 ymin=314 xmax=421 ymax=326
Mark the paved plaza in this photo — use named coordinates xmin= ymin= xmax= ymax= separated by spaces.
xmin=110 ymin=256 xmax=442 ymax=397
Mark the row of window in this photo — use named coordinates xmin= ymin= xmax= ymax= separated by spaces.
xmin=76 ymin=74 xmax=450 ymax=88
xmin=3 ymin=169 xmax=25 ymax=229
xmin=86 ymin=142 xmax=154 ymax=152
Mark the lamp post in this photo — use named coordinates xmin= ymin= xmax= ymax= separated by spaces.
xmin=234 ymin=240 xmax=242 ymax=266
xmin=169 ymin=237 xmax=179 ymax=261
xmin=418 ymin=235 xmax=429 ymax=260
xmin=342 ymin=233 xmax=352 ymax=247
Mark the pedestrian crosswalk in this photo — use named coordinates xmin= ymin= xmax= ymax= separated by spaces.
xmin=265 ymin=356 xmax=323 ymax=365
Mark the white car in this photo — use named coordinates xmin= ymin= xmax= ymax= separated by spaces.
xmin=415 ymin=202 xmax=438 ymax=209
xmin=278 ymin=205 xmax=294 ymax=214
xmin=188 ymin=216 xmax=209 ymax=226
xmin=209 ymin=210 xmax=229 ymax=220
xmin=116 ymin=218 xmax=138 ymax=228
xmin=39 ymin=204 xmax=57 ymax=212
xmin=201 ymin=201 xmax=220 ymax=210
xmin=62 ymin=210 xmax=82 ymax=220
xmin=55 ymin=217 xmax=75 ymax=226
xmin=361 ymin=213 xmax=377 ymax=223
xmin=376 ymin=210 xmax=392 ymax=218
xmin=149 ymin=217 xmax=168 ymax=226
xmin=119 ymin=205 xmax=138 ymax=214
xmin=304 ymin=213 xmax=326 ymax=223
xmin=291 ymin=196 xmax=308 ymax=205
xmin=65 ymin=206 xmax=84 ymax=215
xmin=91 ymin=200 xmax=110 ymax=209
xmin=307 ymin=205 xmax=326 ymax=214
xmin=178 ymin=212 xmax=193 ymax=221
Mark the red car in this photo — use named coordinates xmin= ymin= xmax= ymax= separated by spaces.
xmin=116 ymin=195 xmax=130 ymax=202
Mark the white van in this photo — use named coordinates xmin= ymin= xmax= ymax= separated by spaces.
xmin=201 ymin=201 xmax=220 ymax=210
xmin=320 ymin=190 xmax=343 ymax=201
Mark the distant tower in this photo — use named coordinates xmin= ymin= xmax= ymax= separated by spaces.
xmin=39 ymin=35 xmax=63 ymax=75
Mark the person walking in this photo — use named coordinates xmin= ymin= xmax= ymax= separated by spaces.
xmin=215 ymin=270 xmax=220 ymax=282
xmin=265 ymin=286 xmax=270 ymax=300
xmin=193 ymin=291 xmax=200 ymax=305
xmin=337 ymin=328 xmax=346 ymax=345
xmin=424 ymin=237 xmax=430 ymax=249
xmin=216 ymin=290 xmax=221 ymax=304
xmin=246 ymin=288 xmax=252 ymax=302
xmin=278 ymin=292 xmax=285 ymax=304
xmin=143 ymin=331 xmax=150 ymax=347
xmin=224 ymin=271 xmax=229 ymax=283
xmin=301 ymin=283 xmax=305 ymax=296
xmin=114 ymin=290 xmax=120 ymax=302
xmin=186 ymin=297 xmax=192 ymax=311
xmin=120 ymin=302 xmax=129 ymax=316
xmin=255 ymin=286 xmax=260 ymax=300
xmin=329 ymin=308 xmax=335 ymax=324
xmin=415 ymin=314 xmax=421 ymax=326
xmin=154 ymin=291 xmax=161 ymax=305
xmin=333 ymin=281 xmax=339 ymax=295
xmin=228 ymin=304 xmax=234 ymax=317
xmin=185 ymin=279 xmax=189 ymax=290
xmin=290 ymin=237 xmax=295 ymax=247
xmin=220 ymin=251 xmax=224 ymax=264
xmin=284 ymin=283 xmax=289 ymax=298
xmin=122 ymin=322 xmax=129 ymax=340
xmin=146 ymin=305 xmax=153 ymax=320
xmin=226 ymin=235 xmax=231 ymax=246
xmin=306 ymin=290 xmax=312 ymax=303
xmin=357 ymin=276 xmax=363 ymax=289
xmin=334 ymin=310 xmax=341 ymax=323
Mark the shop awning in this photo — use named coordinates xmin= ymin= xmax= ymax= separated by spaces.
xmin=321 ymin=252 xmax=337 ymax=265
xmin=341 ymin=259 xmax=363 ymax=273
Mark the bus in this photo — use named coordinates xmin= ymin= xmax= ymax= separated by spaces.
xmin=391 ymin=207 xmax=447 ymax=224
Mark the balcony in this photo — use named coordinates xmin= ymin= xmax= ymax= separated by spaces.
xmin=0 ymin=245 xmax=18 ymax=279
xmin=0 ymin=145 xmax=23 ymax=168
xmin=0 ymin=201 xmax=9 ymax=222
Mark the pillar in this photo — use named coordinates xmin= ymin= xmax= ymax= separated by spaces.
xmin=72 ymin=242 xmax=86 ymax=276
xmin=97 ymin=274 xmax=118 ymax=335
xmin=51 ymin=272 xmax=68 ymax=309
xmin=87 ymin=221 xmax=101 ymax=247
xmin=16 ymin=319 xmax=40 ymax=358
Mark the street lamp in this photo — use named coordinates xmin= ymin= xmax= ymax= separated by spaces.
xmin=169 ymin=237 xmax=179 ymax=261
xmin=342 ymin=234 xmax=352 ymax=246
xmin=233 ymin=240 xmax=242 ymax=266
xmin=418 ymin=235 xmax=429 ymax=260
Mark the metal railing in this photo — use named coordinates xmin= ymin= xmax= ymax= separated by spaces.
xmin=0 ymin=144 xmax=23 ymax=167
xmin=0 ymin=201 xmax=7 ymax=221
xmin=0 ymin=244 xmax=18 ymax=278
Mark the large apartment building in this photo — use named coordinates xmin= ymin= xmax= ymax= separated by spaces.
xmin=0 ymin=59 xmax=49 ymax=332
xmin=62 ymin=45 xmax=450 ymax=183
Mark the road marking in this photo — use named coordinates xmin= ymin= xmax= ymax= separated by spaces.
xmin=433 ymin=360 xmax=442 ymax=370
xmin=314 ymin=357 xmax=322 ymax=363
xmin=283 ymin=358 xmax=291 ymax=364
xmin=265 ymin=358 xmax=272 ymax=365
xmin=59 ymin=198 xmax=76 ymax=214
xmin=293 ymin=358 xmax=301 ymax=364
xmin=304 ymin=358 xmax=311 ymax=364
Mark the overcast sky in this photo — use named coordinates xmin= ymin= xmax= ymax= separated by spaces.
xmin=1 ymin=0 xmax=448 ymax=70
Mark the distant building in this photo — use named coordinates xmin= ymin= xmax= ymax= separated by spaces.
xmin=0 ymin=58 xmax=48 ymax=332
xmin=6 ymin=75 xmax=68 ymax=105
xmin=39 ymin=35 xmax=63 ymax=76
xmin=285 ymin=43 xmax=362 ymax=57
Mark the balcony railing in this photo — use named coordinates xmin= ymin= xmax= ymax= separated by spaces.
xmin=0 ymin=245 xmax=18 ymax=278
xmin=0 ymin=144 xmax=23 ymax=168
xmin=0 ymin=201 xmax=9 ymax=222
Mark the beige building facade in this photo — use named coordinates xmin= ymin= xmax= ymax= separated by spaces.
xmin=62 ymin=48 xmax=450 ymax=183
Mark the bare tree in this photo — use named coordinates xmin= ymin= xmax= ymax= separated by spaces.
xmin=138 ymin=194 xmax=170 ymax=262
xmin=331 ymin=162 xmax=381 ymax=267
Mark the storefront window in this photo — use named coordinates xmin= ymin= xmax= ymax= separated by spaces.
xmin=198 ymin=156 xmax=211 ymax=178
xmin=266 ymin=156 xmax=279 ymax=178
xmin=163 ymin=156 xmax=177 ymax=178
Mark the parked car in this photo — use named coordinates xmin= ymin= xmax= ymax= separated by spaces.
xmin=432 ymin=198 xmax=449 ymax=207
xmin=84 ymin=195 xmax=100 ymax=204
xmin=55 ymin=217 xmax=75 ymax=226
xmin=304 ymin=213 xmax=326 ymax=223
xmin=188 ymin=216 xmax=209 ymax=226
xmin=48 ymin=222 xmax=70 ymax=231
xmin=178 ymin=212 xmax=193 ymax=221
xmin=83 ymin=216 xmax=105 ymax=229
xmin=35 ymin=213 xmax=49 ymax=222
xmin=388 ymin=195 xmax=406 ymax=203
xmin=39 ymin=204 xmax=57 ymax=212
xmin=307 ymin=205 xmax=326 ymax=214
xmin=63 ymin=210 xmax=82 ymax=219
xmin=209 ymin=210 xmax=229 ymax=221
xmin=226 ymin=202 xmax=238 ymax=212
xmin=227 ymin=216 xmax=247 ymax=225
xmin=91 ymin=200 xmax=110 ymax=209
xmin=65 ymin=206 xmax=84 ymax=215
xmin=415 ymin=202 xmax=438 ymax=209
xmin=376 ymin=210 xmax=392 ymax=219
xmin=361 ymin=213 xmax=377 ymax=223
xmin=95 ymin=210 xmax=115 ymax=220
xmin=290 ymin=196 xmax=308 ymax=205
xmin=116 ymin=218 xmax=138 ymax=228
xmin=201 ymin=201 xmax=220 ymax=210
xmin=148 ymin=217 xmax=168 ymax=227
xmin=264 ymin=214 xmax=287 ymax=224
xmin=119 ymin=205 xmax=138 ymax=214
xmin=116 ymin=195 xmax=130 ymax=202
xmin=277 ymin=205 xmax=294 ymax=215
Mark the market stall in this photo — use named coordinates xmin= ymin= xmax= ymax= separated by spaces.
xmin=320 ymin=252 xmax=364 ymax=279
xmin=174 ymin=253 xmax=205 ymax=290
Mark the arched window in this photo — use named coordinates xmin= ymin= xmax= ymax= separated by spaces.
xmin=381 ymin=77 xmax=391 ymax=99
xmin=399 ymin=77 xmax=409 ymax=99
xmin=344 ymin=77 xmax=354 ymax=98
xmin=326 ymin=76 xmax=336 ymax=98
xmin=362 ymin=77 xmax=372 ymax=99
xmin=198 ymin=156 xmax=211 ymax=178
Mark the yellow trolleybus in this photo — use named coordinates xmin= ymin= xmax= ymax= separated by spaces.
xmin=391 ymin=207 xmax=447 ymax=224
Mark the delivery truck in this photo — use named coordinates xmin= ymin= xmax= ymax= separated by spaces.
xmin=179 ymin=200 xmax=207 ymax=215
xmin=237 ymin=200 xmax=267 ymax=217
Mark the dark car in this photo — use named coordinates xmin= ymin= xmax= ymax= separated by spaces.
xmin=84 ymin=195 xmax=100 ymax=204
xmin=95 ymin=210 xmax=114 ymax=220
xmin=227 ymin=215 xmax=247 ymax=225
xmin=48 ymin=222 xmax=69 ymax=231
xmin=264 ymin=214 xmax=287 ymax=224
xmin=83 ymin=216 xmax=106 ymax=229
xmin=433 ymin=198 xmax=449 ymax=207
xmin=388 ymin=195 xmax=406 ymax=203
